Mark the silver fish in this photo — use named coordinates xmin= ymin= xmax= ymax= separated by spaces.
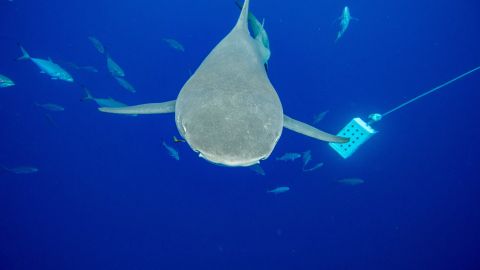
xmin=0 ymin=74 xmax=15 ymax=88
xmin=267 ymin=186 xmax=290 ymax=194
xmin=335 ymin=6 xmax=357 ymax=43
xmin=163 ymin=38 xmax=185 ymax=52
xmin=276 ymin=152 xmax=302 ymax=162
xmin=17 ymin=45 xmax=74 ymax=82
xmin=163 ymin=141 xmax=180 ymax=160
xmin=302 ymin=162 xmax=324 ymax=172
xmin=337 ymin=178 xmax=364 ymax=185
xmin=35 ymin=102 xmax=65 ymax=112
xmin=82 ymin=88 xmax=129 ymax=108
xmin=88 ymin=36 xmax=105 ymax=54
xmin=0 ymin=165 xmax=38 ymax=174
xmin=312 ymin=110 xmax=329 ymax=125
xmin=302 ymin=150 xmax=312 ymax=167
xmin=114 ymin=77 xmax=136 ymax=93
xmin=107 ymin=56 xmax=125 ymax=77
xmin=249 ymin=164 xmax=266 ymax=176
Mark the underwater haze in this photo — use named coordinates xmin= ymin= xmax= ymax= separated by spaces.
xmin=1 ymin=0 xmax=480 ymax=269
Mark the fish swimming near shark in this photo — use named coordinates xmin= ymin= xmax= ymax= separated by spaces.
xmin=35 ymin=102 xmax=65 ymax=112
xmin=302 ymin=162 xmax=324 ymax=172
xmin=106 ymin=55 xmax=125 ymax=77
xmin=0 ymin=74 xmax=15 ymax=88
xmin=163 ymin=141 xmax=180 ymax=160
xmin=300 ymin=150 xmax=323 ymax=172
xmin=99 ymin=0 xmax=348 ymax=167
xmin=267 ymin=186 xmax=290 ymax=194
xmin=276 ymin=152 xmax=302 ymax=162
xmin=337 ymin=177 xmax=364 ymax=186
xmin=114 ymin=77 xmax=136 ymax=93
xmin=313 ymin=110 xmax=329 ymax=125
xmin=302 ymin=150 xmax=312 ymax=167
xmin=88 ymin=36 xmax=105 ymax=54
xmin=249 ymin=164 xmax=266 ymax=176
xmin=82 ymin=87 xmax=129 ymax=108
xmin=16 ymin=45 xmax=74 ymax=82
xmin=163 ymin=38 xmax=185 ymax=52
xmin=173 ymin=136 xmax=186 ymax=143
xmin=0 ymin=165 xmax=38 ymax=174
xmin=335 ymin=6 xmax=357 ymax=43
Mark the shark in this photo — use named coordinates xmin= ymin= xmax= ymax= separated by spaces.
xmin=99 ymin=0 xmax=348 ymax=167
xmin=235 ymin=0 xmax=270 ymax=67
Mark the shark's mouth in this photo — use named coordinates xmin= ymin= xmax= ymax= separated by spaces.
xmin=196 ymin=149 xmax=264 ymax=167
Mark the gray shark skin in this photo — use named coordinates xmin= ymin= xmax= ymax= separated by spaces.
xmin=99 ymin=0 xmax=348 ymax=167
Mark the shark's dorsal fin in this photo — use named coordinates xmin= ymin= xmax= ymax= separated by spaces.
xmin=234 ymin=0 xmax=250 ymax=31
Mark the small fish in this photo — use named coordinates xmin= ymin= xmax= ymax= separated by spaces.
xmin=17 ymin=44 xmax=74 ymax=82
xmin=276 ymin=152 xmax=302 ymax=162
xmin=106 ymin=56 xmax=125 ymax=77
xmin=267 ymin=186 xmax=290 ymax=194
xmin=335 ymin=6 xmax=357 ymax=43
xmin=302 ymin=150 xmax=312 ymax=168
xmin=88 ymin=36 xmax=105 ymax=54
xmin=0 ymin=74 xmax=15 ymax=88
xmin=44 ymin=113 xmax=59 ymax=128
xmin=0 ymin=165 xmax=38 ymax=174
xmin=249 ymin=164 xmax=266 ymax=176
xmin=35 ymin=102 xmax=65 ymax=112
xmin=82 ymin=87 xmax=130 ymax=108
xmin=163 ymin=141 xmax=180 ymax=160
xmin=114 ymin=77 xmax=136 ymax=93
xmin=337 ymin=178 xmax=365 ymax=186
xmin=163 ymin=38 xmax=185 ymax=52
xmin=173 ymin=136 xmax=186 ymax=143
xmin=302 ymin=162 xmax=324 ymax=172
xmin=312 ymin=110 xmax=329 ymax=125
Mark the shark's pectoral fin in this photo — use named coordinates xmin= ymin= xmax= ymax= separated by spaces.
xmin=99 ymin=100 xmax=176 ymax=115
xmin=283 ymin=114 xmax=349 ymax=143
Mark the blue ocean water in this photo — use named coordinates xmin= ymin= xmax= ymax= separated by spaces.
xmin=1 ymin=0 xmax=479 ymax=269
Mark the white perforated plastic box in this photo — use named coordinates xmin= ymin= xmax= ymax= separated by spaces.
xmin=329 ymin=118 xmax=376 ymax=159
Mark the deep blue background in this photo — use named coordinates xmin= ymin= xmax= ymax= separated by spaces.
xmin=1 ymin=0 xmax=479 ymax=269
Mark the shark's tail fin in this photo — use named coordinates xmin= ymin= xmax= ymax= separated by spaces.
xmin=16 ymin=43 xmax=30 ymax=61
